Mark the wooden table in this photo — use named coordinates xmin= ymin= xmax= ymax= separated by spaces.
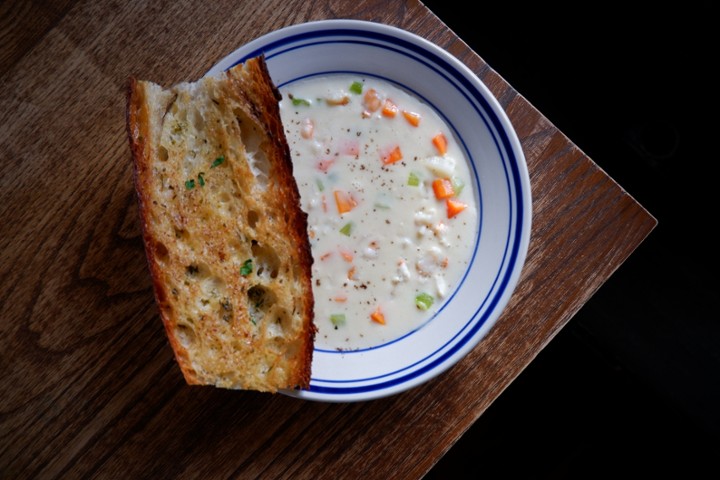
xmin=0 ymin=1 xmax=657 ymax=478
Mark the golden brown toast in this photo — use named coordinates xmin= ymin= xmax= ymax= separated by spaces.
xmin=125 ymin=55 xmax=315 ymax=392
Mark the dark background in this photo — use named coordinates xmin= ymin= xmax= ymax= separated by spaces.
xmin=421 ymin=1 xmax=718 ymax=477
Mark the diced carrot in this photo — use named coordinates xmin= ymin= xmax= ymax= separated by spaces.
xmin=432 ymin=133 xmax=448 ymax=155
xmin=432 ymin=178 xmax=455 ymax=199
xmin=402 ymin=110 xmax=421 ymax=127
xmin=319 ymin=251 xmax=333 ymax=261
xmin=347 ymin=266 xmax=357 ymax=280
xmin=370 ymin=307 xmax=386 ymax=325
xmin=333 ymin=294 xmax=348 ymax=303
xmin=382 ymin=99 xmax=398 ymax=117
xmin=339 ymin=249 xmax=354 ymax=262
xmin=363 ymin=88 xmax=381 ymax=112
xmin=334 ymin=189 xmax=357 ymax=214
xmin=446 ymin=198 xmax=468 ymax=218
xmin=322 ymin=194 xmax=328 ymax=212
xmin=382 ymin=145 xmax=403 ymax=165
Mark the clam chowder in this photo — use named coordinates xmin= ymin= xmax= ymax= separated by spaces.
xmin=279 ymin=75 xmax=478 ymax=350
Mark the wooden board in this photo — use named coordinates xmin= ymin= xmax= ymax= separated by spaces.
xmin=0 ymin=1 xmax=656 ymax=478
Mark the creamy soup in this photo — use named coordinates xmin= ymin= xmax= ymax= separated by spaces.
xmin=279 ymin=75 xmax=478 ymax=350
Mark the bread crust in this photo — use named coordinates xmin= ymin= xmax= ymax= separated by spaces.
xmin=126 ymin=56 xmax=315 ymax=392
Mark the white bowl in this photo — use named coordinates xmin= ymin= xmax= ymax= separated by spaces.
xmin=207 ymin=19 xmax=532 ymax=402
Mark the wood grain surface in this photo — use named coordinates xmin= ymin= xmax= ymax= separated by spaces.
xmin=0 ymin=0 xmax=656 ymax=478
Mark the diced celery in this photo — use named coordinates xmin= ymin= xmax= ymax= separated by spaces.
xmin=452 ymin=177 xmax=465 ymax=196
xmin=330 ymin=313 xmax=346 ymax=327
xmin=340 ymin=222 xmax=353 ymax=236
xmin=415 ymin=292 xmax=434 ymax=310
xmin=408 ymin=171 xmax=421 ymax=186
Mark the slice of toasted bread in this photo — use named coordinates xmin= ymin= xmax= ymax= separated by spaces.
xmin=125 ymin=55 xmax=315 ymax=392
